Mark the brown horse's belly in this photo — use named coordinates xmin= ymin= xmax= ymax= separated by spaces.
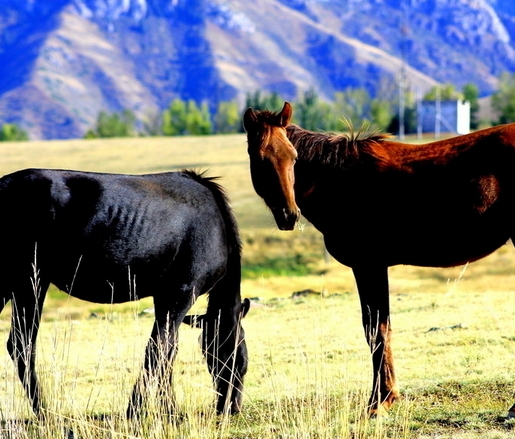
xmin=390 ymin=233 xmax=511 ymax=268
xmin=323 ymin=222 xmax=511 ymax=269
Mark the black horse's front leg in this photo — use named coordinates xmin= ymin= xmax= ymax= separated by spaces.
xmin=127 ymin=316 xmax=180 ymax=418
xmin=7 ymin=286 xmax=49 ymax=418
xmin=352 ymin=265 xmax=399 ymax=415
xmin=127 ymin=283 xmax=198 ymax=419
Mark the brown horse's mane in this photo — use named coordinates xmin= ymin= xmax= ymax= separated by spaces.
xmin=286 ymin=123 xmax=393 ymax=169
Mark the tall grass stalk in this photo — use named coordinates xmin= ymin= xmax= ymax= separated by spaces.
xmin=0 ymin=294 xmax=416 ymax=438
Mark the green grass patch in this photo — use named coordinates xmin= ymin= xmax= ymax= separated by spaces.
xmin=405 ymin=380 xmax=515 ymax=435
xmin=243 ymin=253 xmax=316 ymax=279
xmin=241 ymin=227 xmax=327 ymax=279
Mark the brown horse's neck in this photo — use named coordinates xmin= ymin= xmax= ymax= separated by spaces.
xmin=286 ymin=124 xmax=392 ymax=170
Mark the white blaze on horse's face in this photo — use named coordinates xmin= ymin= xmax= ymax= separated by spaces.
xmin=244 ymin=102 xmax=301 ymax=230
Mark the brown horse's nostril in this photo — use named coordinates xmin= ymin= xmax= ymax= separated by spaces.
xmin=271 ymin=207 xmax=299 ymax=231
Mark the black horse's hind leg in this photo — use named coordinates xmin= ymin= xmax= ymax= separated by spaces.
xmin=183 ymin=300 xmax=250 ymax=415
xmin=201 ymin=299 xmax=250 ymax=415
xmin=127 ymin=285 xmax=196 ymax=418
xmin=0 ymin=294 xmax=12 ymax=316
xmin=352 ymin=265 xmax=399 ymax=415
xmin=7 ymin=280 xmax=50 ymax=417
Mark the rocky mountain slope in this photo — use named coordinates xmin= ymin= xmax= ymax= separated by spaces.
xmin=0 ymin=0 xmax=514 ymax=139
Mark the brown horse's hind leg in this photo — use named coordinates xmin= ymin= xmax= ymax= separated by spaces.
xmin=7 ymin=281 xmax=49 ymax=418
xmin=352 ymin=265 xmax=399 ymax=416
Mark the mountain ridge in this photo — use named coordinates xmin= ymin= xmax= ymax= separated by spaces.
xmin=0 ymin=0 xmax=514 ymax=139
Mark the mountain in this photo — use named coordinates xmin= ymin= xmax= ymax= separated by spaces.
xmin=0 ymin=0 xmax=514 ymax=140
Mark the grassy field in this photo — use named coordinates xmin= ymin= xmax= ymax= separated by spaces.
xmin=0 ymin=135 xmax=514 ymax=438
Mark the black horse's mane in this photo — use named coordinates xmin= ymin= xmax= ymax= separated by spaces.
xmin=182 ymin=169 xmax=242 ymax=255
xmin=286 ymin=124 xmax=392 ymax=169
xmin=181 ymin=169 xmax=243 ymax=312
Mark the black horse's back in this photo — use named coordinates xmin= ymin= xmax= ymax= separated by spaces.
xmin=0 ymin=169 xmax=229 ymax=302
xmin=0 ymin=167 xmax=249 ymax=417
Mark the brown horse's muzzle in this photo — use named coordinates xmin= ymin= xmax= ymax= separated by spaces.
xmin=271 ymin=207 xmax=300 ymax=231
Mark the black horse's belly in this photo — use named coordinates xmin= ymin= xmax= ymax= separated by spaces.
xmin=0 ymin=168 xmax=230 ymax=305
xmin=48 ymin=252 xmax=161 ymax=303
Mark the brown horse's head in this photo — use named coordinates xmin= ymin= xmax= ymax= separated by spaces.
xmin=243 ymin=101 xmax=300 ymax=230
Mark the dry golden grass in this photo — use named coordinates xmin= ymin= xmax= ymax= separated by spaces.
xmin=0 ymin=135 xmax=514 ymax=437
xmin=0 ymin=134 xmax=268 ymax=229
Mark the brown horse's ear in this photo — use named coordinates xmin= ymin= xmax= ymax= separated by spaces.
xmin=278 ymin=102 xmax=293 ymax=127
xmin=243 ymin=107 xmax=258 ymax=132
xmin=182 ymin=314 xmax=205 ymax=328
xmin=240 ymin=298 xmax=251 ymax=318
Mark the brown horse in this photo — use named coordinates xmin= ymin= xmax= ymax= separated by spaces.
xmin=243 ymin=101 xmax=515 ymax=417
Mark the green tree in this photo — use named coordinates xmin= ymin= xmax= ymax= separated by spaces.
xmin=388 ymin=106 xmax=418 ymax=135
xmin=462 ymin=83 xmax=480 ymax=130
xmin=162 ymin=99 xmax=212 ymax=136
xmin=142 ymin=109 xmax=163 ymax=136
xmin=85 ymin=109 xmax=137 ymax=138
xmin=333 ymin=88 xmax=372 ymax=130
xmin=213 ymin=100 xmax=241 ymax=134
xmin=244 ymin=91 xmax=284 ymax=112
xmin=424 ymin=83 xmax=463 ymax=101
xmin=370 ymin=99 xmax=394 ymax=131
xmin=162 ymin=99 xmax=187 ymax=136
xmin=185 ymin=101 xmax=212 ymax=135
xmin=294 ymin=88 xmax=336 ymax=131
xmin=491 ymin=72 xmax=515 ymax=125
xmin=0 ymin=123 xmax=29 ymax=141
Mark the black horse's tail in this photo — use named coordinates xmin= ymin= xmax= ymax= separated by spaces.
xmin=182 ymin=170 xmax=249 ymax=414
xmin=182 ymin=170 xmax=243 ymax=312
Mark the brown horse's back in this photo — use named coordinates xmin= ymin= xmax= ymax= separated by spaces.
xmin=378 ymin=123 xmax=515 ymax=172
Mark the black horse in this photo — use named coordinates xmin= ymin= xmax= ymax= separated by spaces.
xmin=0 ymin=168 xmax=249 ymax=418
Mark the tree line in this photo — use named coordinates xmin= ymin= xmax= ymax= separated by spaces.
xmin=2 ymin=72 xmax=515 ymax=141
xmin=82 ymin=82 xmax=482 ymax=139
xmin=0 ymin=123 xmax=29 ymax=142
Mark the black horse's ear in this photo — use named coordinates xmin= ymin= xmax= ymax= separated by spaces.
xmin=240 ymin=298 xmax=251 ymax=318
xmin=243 ymin=107 xmax=258 ymax=132
xmin=182 ymin=314 xmax=205 ymax=328
xmin=278 ymin=102 xmax=293 ymax=127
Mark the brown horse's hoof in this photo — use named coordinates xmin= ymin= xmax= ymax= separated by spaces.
xmin=367 ymin=389 xmax=400 ymax=418
xmin=368 ymin=406 xmax=389 ymax=419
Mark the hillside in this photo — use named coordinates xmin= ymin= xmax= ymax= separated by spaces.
xmin=0 ymin=0 xmax=514 ymax=139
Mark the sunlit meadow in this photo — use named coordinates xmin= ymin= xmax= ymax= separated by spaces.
xmin=0 ymin=135 xmax=513 ymax=438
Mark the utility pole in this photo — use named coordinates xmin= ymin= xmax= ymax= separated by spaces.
xmin=416 ymin=88 xmax=422 ymax=140
xmin=398 ymin=72 xmax=405 ymax=140
xmin=435 ymin=87 xmax=441 ymax=139
xmin=398 ymin=2 xmax=408 ymax=140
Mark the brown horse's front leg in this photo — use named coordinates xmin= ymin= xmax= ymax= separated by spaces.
xmin=352 ymin=265 xmax=399 ymax=416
